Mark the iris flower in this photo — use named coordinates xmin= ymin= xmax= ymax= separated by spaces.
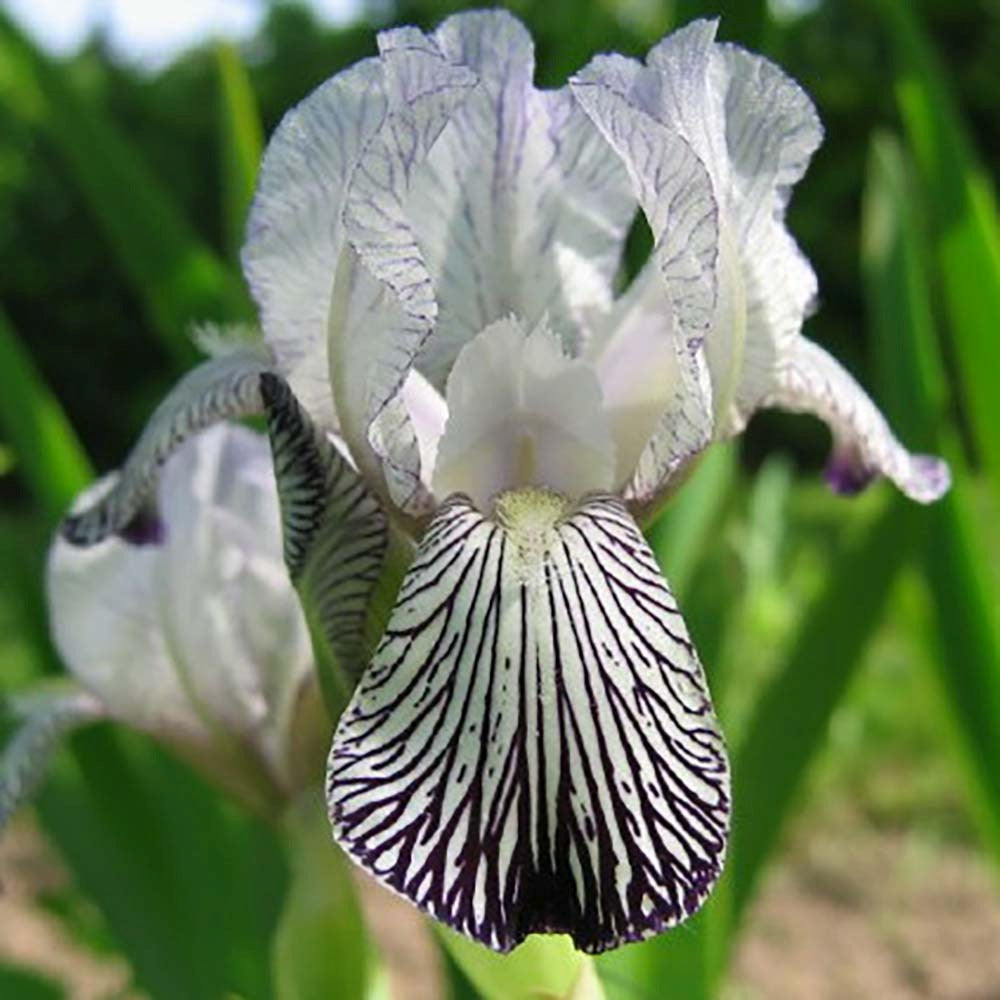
xmin=46 ymin=11 xmax=948 ymax=956
xmin=1 ymin=425 xmax=335 ymax=827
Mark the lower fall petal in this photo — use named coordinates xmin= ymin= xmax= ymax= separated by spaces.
xmin=763 ymin=337 xmax=950 ymax=502
xmin=328 ymin=490 xmax=729 ymax=954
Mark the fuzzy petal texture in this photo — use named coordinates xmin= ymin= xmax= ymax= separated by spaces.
xmin=329 ymin=491 xmax=729 ymax=954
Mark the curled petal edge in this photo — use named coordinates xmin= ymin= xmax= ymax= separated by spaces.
xmin=764 ymin=338 xmax=950 ymax=503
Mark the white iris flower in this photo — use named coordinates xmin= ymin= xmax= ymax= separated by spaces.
xmin=38 ymin=11 xmax=948 ymax=956
xmin=51 ymin=426 xmax=329 ymax=813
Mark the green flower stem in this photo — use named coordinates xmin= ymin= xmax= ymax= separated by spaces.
xmin=436 ymin=927 xmax=603 ymax=1000
xmin=274 ymin=789 xmax=380 ymax=1000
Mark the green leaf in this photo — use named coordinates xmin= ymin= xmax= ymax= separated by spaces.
xmin=0 ymin=963 xmax=63 ymax=1000
xmin=728 ymin=493 xmax=919 ymax=928
xmin=273 ymin=793 xmax=375 ymax=1000
xmin=0 ymin=305 xmax=91 ymax=522
xmin=645 ymin=443 xmax=737 ymax=601
xmin=880 ymin=0 xmax=1000 ymax=496
xmin=862 ymin=132 xmax=1000 ymax=861
xmin=217 ymin=42 xmax=264 ymax=262
xmin=0 ymin=12 xmax=249 ymax=368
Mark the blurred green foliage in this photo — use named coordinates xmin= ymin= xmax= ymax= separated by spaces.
xmin=0 ymin=1 xmax=997 ymax=998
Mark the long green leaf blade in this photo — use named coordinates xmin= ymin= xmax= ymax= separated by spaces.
xmin=863 ymin=132 xmax=1000 ymax=861
xmin=0 ymin=305 xmax=91 ymax=521
xmin=880 ymin=0 xmax=1000 ymax=496
xmin=216 ymin=42 xmax=264 ymax=263
xmin=0 ymin=12 xmax=249 ymax=367
xmin=728 ymin=493 xmax=919 ymax=927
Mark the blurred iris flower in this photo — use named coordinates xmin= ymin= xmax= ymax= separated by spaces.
xmin=4 ymin=9 xmax=949 ymax=957
xmin=1 ymin=425 xmax=332 ymax=825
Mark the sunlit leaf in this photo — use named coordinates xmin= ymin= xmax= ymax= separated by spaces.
xmin=881 ymin=0 xmax=1000 ymax=497
xmin=863 ymin=132 xmax=1000 ymax=862
xmin=216 ymin=42 xmax=264 ymax=262
xmin=728 ymin=492 xmax=919 ymax=927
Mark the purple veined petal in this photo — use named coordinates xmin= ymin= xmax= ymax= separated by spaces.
xmin=763 ymin=337 xmax=950 ymax=502
xmin=242 ymin=58 xmax=390 ymax=430
xmin=330 ymin=39 xmax=477 ymax=515
xmin=61 ymin=345 xmax=272 ymax=546
xmin=624 ymin=333 xmax=715 ymax=515
xmin=712 ymin=44 xmax=823 ymax=428
xmin=570 ymin=57 xmax=719 ymax=345
xmin=405 ymin=10 xmax=635 ymax=384
xmin=328 ymin=491 xmax=730 ymax=954
xmin=569 ymin=57 xmax=719 ymax=508
xmin=259 ymin=373 xmax=388 ymax=687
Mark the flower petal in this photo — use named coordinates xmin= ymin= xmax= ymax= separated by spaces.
xmin=570 ymin=55 xmax=719 ymax=343
xmin=329 ymin=38 xmax=477 ymax=513
xmin=61 ymin=345 xmax=272 ymax=546
xmin=763 ymin=338 xmax=950 ymax=502
xmin=406 ymin=10 xmax=635 ymax=383
xmin=640 ymin=22 xmax=823 ymax=427
xmin=711 ymin=43 xmax=823 ymax=427
xmin=1 ymin=685 xmax=105 ymax=830
xmin=569 ymin=55 xmax=718 ymax=505
xmin=329 ymin=491 xmax=729 ymax=954
xmin=242 ymin=58 xmax=389 ymax=429
xmin=432 ymin=317 xmax=616 ymax=509
xmin=49 ymin=425 xmax=316 ymax=801
xmin=260 ymin=373 xmax=388 ymax=689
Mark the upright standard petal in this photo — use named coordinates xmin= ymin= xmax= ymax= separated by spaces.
xmin=764 ymin=338 xmax=950 ymax=502
xmin=61 ymin=344 xmax=272 ymax=546
xmin=329 ymin=37 xmax=477 ymax=514
xmin=623 ymin=20 xmax=822 ymax=429
xmin=569 ymin=57 xmax=718 ymax=507
xmin=406 ymin=10 xmax=635 ymax=383
xmin=329 ymin=491 xmax=729 ymax=954
xmin=242 ymin=58 xmax=389 ymax=429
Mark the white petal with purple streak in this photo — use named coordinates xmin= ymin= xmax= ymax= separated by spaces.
xmin=407 ymin=10 xmax=635 ymax=385
xmin=763 ymin=338 xmax=950 ymax=502
xmin=328 ymin=490 xmax=729 ymax=954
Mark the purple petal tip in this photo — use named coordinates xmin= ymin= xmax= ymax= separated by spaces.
xmin=118 ymin=508 xmax=166 ymax=547
xmin=824 ymin=451 xmax=874 ymax=496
